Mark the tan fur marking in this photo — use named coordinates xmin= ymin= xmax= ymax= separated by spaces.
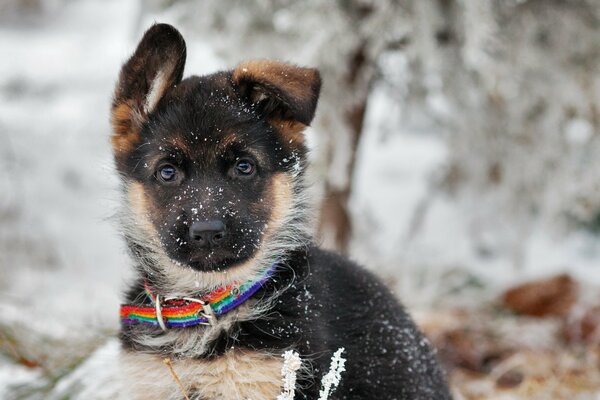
xmin=219 ymin=132 xmax=242 ymax=149
xmin=264 ymin=172 xmax=294 ymax=232
xmin=111 ymin=101 xmax=143 ymax=155
xmin=232 ymin=60 xmax=317 ymax=103
xmin=121 ymin=350 xmax=282 ymax=400
xmin=216 ymin=133 xmax=269 ymax=167
xmin=128 ymin=182 xmax=159 ymax=239
xmin=273 ymin=118 xmax=306 ymax=144
xmin=164 ymin=135 xmax=190 ymax=156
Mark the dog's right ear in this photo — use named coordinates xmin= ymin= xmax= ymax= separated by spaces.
xmin=111 ymin=24 xmax=186 ymax=157
xmin=232 ymin=60 xmax=321 ymax=144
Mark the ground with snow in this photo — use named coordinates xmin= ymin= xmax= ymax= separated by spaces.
xmin=1 ymin=1 xmax=600 ymax=399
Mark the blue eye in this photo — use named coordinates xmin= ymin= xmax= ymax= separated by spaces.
xmin=234 ymin=159 xmax=255 ymax=176
xmin=158 ymin=165 xmax=178 ymax=182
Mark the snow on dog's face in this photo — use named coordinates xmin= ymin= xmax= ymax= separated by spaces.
xmin=110 ymin=24 xmax=320 ymax=274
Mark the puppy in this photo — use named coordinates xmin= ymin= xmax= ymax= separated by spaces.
xmin=112 ymin=24 xmax=451 ymax=400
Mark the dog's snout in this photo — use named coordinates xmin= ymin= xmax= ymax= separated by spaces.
xmin=189 ymin=220 xmax=226 ymax=248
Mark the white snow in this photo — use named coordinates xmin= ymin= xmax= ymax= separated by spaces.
xmin=0 ymin=362 xmax=43 ymax=399
xmin=48 ymin=339 xmax=123 ymax=400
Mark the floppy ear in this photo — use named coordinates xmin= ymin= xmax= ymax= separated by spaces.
xmin=111 ymin=23 xmax=186 ymax=156
xmin=232 ymin=60 xmax=321 ymax=132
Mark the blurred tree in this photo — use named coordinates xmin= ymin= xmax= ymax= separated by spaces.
xmin=403 ymin=0 xmax=600 ymax=268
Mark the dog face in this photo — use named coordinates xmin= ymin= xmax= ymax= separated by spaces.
xmin=111 ymin=24 xmax=320 ymax=273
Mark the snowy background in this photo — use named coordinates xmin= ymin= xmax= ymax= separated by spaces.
xmin=2 ymin=0 xmax=600 ymax=398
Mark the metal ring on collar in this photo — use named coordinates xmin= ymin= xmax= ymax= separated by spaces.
xmin=155 ymin=294 xmax=168 ymax=331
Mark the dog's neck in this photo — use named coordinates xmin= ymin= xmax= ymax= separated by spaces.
xmin=119 ymin=237 xmax=306 ymax=358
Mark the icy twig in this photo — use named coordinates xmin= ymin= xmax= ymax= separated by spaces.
xmin=318 ymin=348 xmax=346 ymax=400
xmin=277 ymin=350 xmax=303 ymax=400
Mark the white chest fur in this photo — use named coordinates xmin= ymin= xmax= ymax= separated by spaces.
xmin=121 ymin=349 xmax=283 ymax=400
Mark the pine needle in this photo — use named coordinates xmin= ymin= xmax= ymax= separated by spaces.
xmin=163 ymin=357 xmax=191 ymax=400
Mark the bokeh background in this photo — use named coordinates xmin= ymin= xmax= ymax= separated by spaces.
xmin=2 ymin=0 xmax=600 ymax=398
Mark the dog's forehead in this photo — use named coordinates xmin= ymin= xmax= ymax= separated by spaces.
xmin=148 ymin=74 xmax=268 ymax=158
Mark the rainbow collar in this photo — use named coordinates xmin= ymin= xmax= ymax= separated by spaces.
xmin=120 ymin=263 xmax=277 ymax=330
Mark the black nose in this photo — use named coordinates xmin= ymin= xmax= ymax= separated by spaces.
xmin=189 ymin=220 xmax=226 ymax=248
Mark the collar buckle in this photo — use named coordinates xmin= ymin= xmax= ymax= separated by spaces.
xmin=157 ymin=295 xmax=217 ymax=330
xmin=197 ymin=300 xmax=216 ymax=326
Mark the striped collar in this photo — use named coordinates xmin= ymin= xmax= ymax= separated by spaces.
xmin=120 ymin=263 xmax=277 ymax=330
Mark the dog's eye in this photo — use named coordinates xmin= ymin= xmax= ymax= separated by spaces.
xmin=234 ymin=159 xmax=255 ymax=177
xmin=157 ymin=164 xmax=178 ymax=183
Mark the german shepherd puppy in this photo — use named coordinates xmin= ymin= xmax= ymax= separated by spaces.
xmin=112 ymin=24 xmax=451 ymax=400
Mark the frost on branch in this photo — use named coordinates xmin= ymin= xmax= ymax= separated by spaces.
xmin=277 ymin=350 xmax=302 ymax=400
xmin=318 ymin=348 xmax=346 ymax=400
xmin=276 ymin=348 xmax=346 ymax=400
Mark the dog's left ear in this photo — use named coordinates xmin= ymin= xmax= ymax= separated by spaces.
xmin=232 ymin=60 xmax=321 ymax=129
xmin=111 ymin=23 xmax=187 ymax=157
